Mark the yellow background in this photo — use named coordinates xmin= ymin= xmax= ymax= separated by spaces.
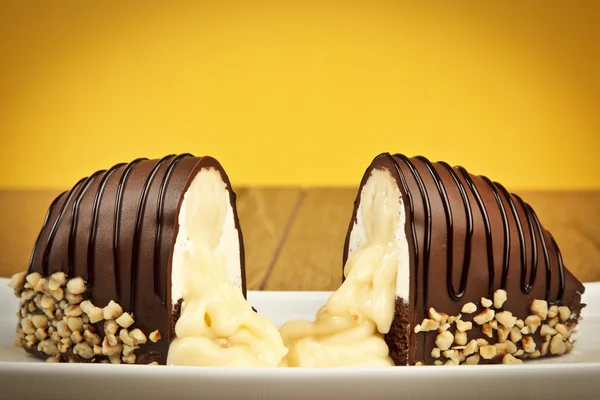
xmin=1 ymin=1 xmax=599 ymax=190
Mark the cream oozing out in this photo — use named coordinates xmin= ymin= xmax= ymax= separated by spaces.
xmin=279 ymin=168 xmax=405 ymax=367
xmin=167 ymin=167 xmax=288 ymax=367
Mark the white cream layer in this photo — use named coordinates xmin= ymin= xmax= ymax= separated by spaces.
xmin=167 ymin=168 xmax=288 ymax=367
xmin=279 ymin=168 xmax=404 ymax=367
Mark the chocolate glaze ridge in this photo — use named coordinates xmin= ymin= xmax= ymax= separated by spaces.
xmin=343 ymin=152 xmax=585 ymax=365
xmin=25 ymin=154 xmax=246 ymax=365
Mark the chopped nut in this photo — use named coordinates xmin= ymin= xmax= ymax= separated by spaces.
xmin=149 ymin=330 xmax=161 ymax=343
xmin=515 ymin=319 xmax=524 ymax=329
xmin=548 ymin=305 xmax=559 ymax=319
xmin=49 ymin=272 xmax=66 ymax=289
xmin=46 ymin=356 xmax=60 ymax=363
xmin=27 ymin=301 xmax=36 ymax=313
xmin=103 ymin=300 xmax=124 ymax=320
xmin=438 ymin=323 xmax=450 ymax=332
xmin=106 ymin=333 xmax=118 ymax=347
xmin=56 ymin=320 xmax=71 ymax=338
xmin=514 ymin=349 xmax=525 ymax=357
xmin=35 ymin=328 xmax=48 ymax=341
xmin=464 ymin=340 xmax=478 ymax=356
xmin=123 ymin=344 xmax=138 ymax=356
xmin=435 ymin=331 xmax=454 ymax=351
xmin=102 ymin=337 xmax=123 ymax=356
xmin=530 ymin=299 xmax=548 ymax=320
xmin=123 ymin=353 xmax=136 ymax=364
xmin=445 ymin=360 xmax=457 ymax=366
xmin=521 ymin=326 xmax=531 ymax=335
xmin=550 ymin=334 xmax=566 ymax=355
xmin=490 ymin=320 xmax=498 ymax=330
xmin=566 ymin=341 xmax=574 ymax=352
xmin=82 ymin=314 xmax=89 ymax=324
xmin=541 ymin=341 xmax=550 ymax=356
xmin=448 ymin=315 xmax=461 ymax=324
xmin=65 ymin=293 xmax=83 ymax=305
xmin=540 ymin=324 xmax=557 ymax=338
xmin=524 ymin=315 xmax=542 ymax=334
xmin=419 ymin=319 xmax=440 ymax=332
xmin=71 ymin=330 xmax=83 ymax=344
xmin=482 ymin=323 xmax=493 ymax=338
xmin=25 ymin=334 xmax=36 ymax=344
xmin=473 ymin=309 xmax=495 ymax=325
xmin=31 ymin=315 xmax=48 ymax=329
xmin=21 ymin=317 xmax=35 ymax=335
xmin=494 ymin=343 xmax=508 ymax=356
xmin=434 ymin=360 xmax=444 ymax=366
xmin=505 ymin=340 xmax=517 ymax=354
xmin=34 ymin=278 xmax=49 ymax=294
xmin=461 ymin=302 xmax=477 ymax=314
xmin=8 ymin=271 xmax=26 ymax=292
xmin=38 ymin=339 xmax=58 ymax=356
xmin=93 ymin=344 xmax=102 ymax=355
xmin=83 ymin=329 xmax=101 ymax=346
xmin=65 ymin=305 xmax=83 ymax=317
xmin=413 ymin=324 xmax=421 ymax=333
xmin=104 ymin=320 xmax=119 ymax=335
xmin=109 ymin=354 xmax=121 ymax=364
xmin=429 ymin=308 xmax=449 ymax=324
xmin=452 ymin=345 xmax=466 ymax=350
xmin=66 ymin=277 xmax=86 ymax=295
xmin=558 ymin=306 xmax=571 ymax=322
xmin=51 ymin=288 xmax=64 ymax=301
xmin=50 ymin=331 xmax=61 ymax=342
xmin=66 ymin=317 xmax=83 ymax=332
xmin=119 ymin=329 xmax=135 ymax=346
xmin=456 ymin=320 xmax=472 ymax=332
xmin=529 ymin=350 xmax=541 ymax=359
xmin=465 ymin=354 xmax=480 ymax=365
xmin=480 ymin=345 xmax=498 ymax=360
xmin=41 ymin=295 xmax=54 ymax=309
xmin=454 ymin=331 xmax=467 ymax=346
xmin=548 ymin=317 xmax=559 ymax=328
xmin=21 ymin=290 xmax=36 ymax=302
xmin=476 ymin=338 xmax=489 ymax=347
xmin=88 ymin=307 xmax=104 ymax=324
xmin=495 ymin=311 xmax=517 ymax=329
xmin=497 ymin=325 xmax=510 ymax=342
xmin=129 ymin=329 xmax=147 ymax=345
xmin=115 ymin=312 xmax=135 ymax=329
xmin=481 ymin=297 xmax=493 ymax=308
xmin=442 ymin=350 xmax=460 ymax=364
xmin=493 ymin=289 xmax=508 ymax=309
xmin=502 ymin=354 xmax=523 ymax=364
xmin=555 ymin=323 xmax=570 ymax=338
xmin=521 ymin=336 xmax=536 ymax=353
xmin=80 ymin=300 xmax=94 ymax=314
xmin=73 ymin=342 xmax=94 ymax=360
xmin=26 ymin=273 xmax=41 ymax=288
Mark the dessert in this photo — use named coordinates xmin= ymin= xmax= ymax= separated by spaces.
xmin=8 ymin=154 xmax=288 ymax=366
xmin=280 ymin=152 xmax=585 ymax=366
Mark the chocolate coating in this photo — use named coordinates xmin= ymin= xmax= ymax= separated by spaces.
xmin=343 ymin=153 xmax=585 ymax=365
xmin=25 ymin=154 xmax=246 ymax=364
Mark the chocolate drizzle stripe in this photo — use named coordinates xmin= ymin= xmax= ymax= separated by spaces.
xmin=526 ymin=203 xmax=553 ymax=302
xmin=393 ymin=154 xmax=432 ymax=313
xmin=494 ymin=181 xmax=531 ymax=294
xmin=154 ymin=153 xmax=193 ymax=304
xmin=514 ymin=194 xmax=538 ymax=293
xmin=548 ymin=232 xmax=566 ymax=303
xmin=385 ymin=154 xmax=419 ymax=305
xmin=27 ymin=191 xmax=67 ymax=275
xmin=480 ymin=176 xmax=511 ymax=290
xmin=438 ymin=162 xmax=475 ymax=300
xmin=113 ymin=158 xmax=148 ymax=303
xmin=41 ymin=177 xmax=87 ymax=276
xmin=67 ymin=170 xmax=106 ymax=279
xmin=86 ymin=163 xmax=127 ymax=285
xmin=456 ymin=166 xmax=495 ymax=297
xmin=129 ymin=154 xmax=176 ymax=315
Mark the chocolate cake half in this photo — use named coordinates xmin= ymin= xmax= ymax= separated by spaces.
xmin=8 ymin=154 xmax=287 ymax=366
xmin=341 ymin=152 xmax=586 ymax=366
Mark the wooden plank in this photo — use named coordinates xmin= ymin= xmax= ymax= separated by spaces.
xmin=0 ymin=189 xmax=65 ymax=278
xmin=264 ymin=188 xmax=358 ymax=291
xmin=234 ymin=187 xmax=302 ymax=290
xmin=264 ymin=189 xmax=600 ymax=292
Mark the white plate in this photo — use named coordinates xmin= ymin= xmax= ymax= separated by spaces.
xmin=1 ymin=278 xmax=600 ymax=399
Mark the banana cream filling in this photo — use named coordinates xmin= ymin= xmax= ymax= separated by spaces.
xmin=279 ymin=168 xmax=406 ymax=367
xmin=167 ymin=168 xmax=288 ymax=367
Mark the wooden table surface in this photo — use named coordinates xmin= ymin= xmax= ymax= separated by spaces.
xmin=1 ymin=189 xmax=599 ymax=290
